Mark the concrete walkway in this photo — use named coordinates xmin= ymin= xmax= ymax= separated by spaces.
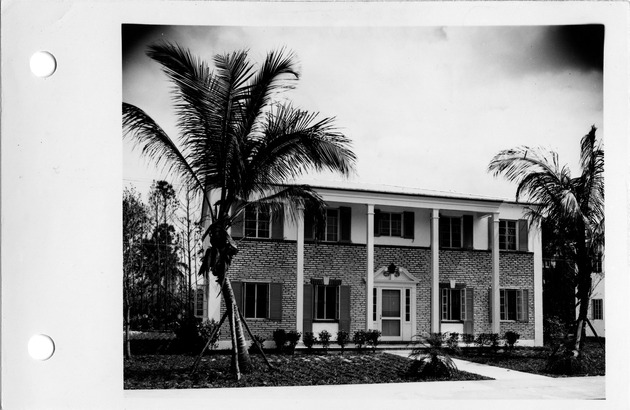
xmin=383 ymin=349 xmax=605 ymax=399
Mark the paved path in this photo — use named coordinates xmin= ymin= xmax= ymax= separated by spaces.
xmin=383 ymin=349 xmax=605 ymax=399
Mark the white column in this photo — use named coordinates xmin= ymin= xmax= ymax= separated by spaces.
xmin=492 ymin=212 xmax=501 ymax=333
xmin=533 ymin=220 xmax=544 ymax=346
xmin=296 ymin=206 xmax=305 ymax=335
xmin=431 ymin=209 xmax=440 ymax=333
xmin=366 ymin=204 xmax=374 ymax=330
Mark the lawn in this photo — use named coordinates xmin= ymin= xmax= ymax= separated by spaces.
xmin=125 ymin=352 xmax=490 ymax=389
xmin=454 ymin=339 xmax=605 ymax=377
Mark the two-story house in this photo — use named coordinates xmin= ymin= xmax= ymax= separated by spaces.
xmin=198 ymin=183 xmax=544 ymax=347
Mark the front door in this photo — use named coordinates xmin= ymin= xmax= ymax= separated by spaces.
xmin=380 ymin=289 xmax=402 ymax=339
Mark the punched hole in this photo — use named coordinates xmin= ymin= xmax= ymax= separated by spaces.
xmin=30 ymin=51 xmax=57 ymax=78
xmin=28 ymin=334 xmax=55 ymax=360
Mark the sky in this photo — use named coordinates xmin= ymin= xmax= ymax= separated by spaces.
xmin=122 ymin=24 xmax=604 ymax=202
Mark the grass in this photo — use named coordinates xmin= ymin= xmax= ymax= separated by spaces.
xmin=454 ymin=339 xmax=605 ymax=377
xmin=125 ymin=352 xmax=491 ymax=389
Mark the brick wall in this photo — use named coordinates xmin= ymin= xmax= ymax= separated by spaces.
xmin=216 ymin=239 xmax=535 ymax=342
xmin=304 ymin=241 xmax=367 ymax=335
xmin=217 ymin=239 xmax=298 ymax=340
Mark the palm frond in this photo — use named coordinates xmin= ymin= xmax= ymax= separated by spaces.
xmin=244 ymin=104 xmax=356 ymax=193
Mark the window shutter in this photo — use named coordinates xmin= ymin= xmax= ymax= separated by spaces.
xmin=487 ymin=217 xmax=493 ymax=250
xmin=231 ymin=205 xmax=244 ymax=239
xmin=339 ymin=286 xmax=351 ymax=332
xmin=374 ymin=209 xmax=381 ymax=236
xmin=519 ymin=289 xmax=529 ymax=322
xmin=304 ymin=210 xmax=314 ymax=240
xmin=231 ymin=281 xmax=243 ymax=312
xmin=271 ymin=206 xmax=284 ymax=239
xmin=463 ymin=287 xmax=474 ymax=334
xmin=441 ymin=287 xmax=447 ymax=320
xmin=463 ymin=215 xmax=473 ymax=249
xmin=303 ymin=284 xmax=313 ymax=333
xmin=518 ymin=219 xmax=529 ymax=251
xmin=403 ymin=211 xmax=415 ymax=239
xmin=340 ymin=206 xmax=352 ymax=242
xmin=488 ymin=287 xmax=492 ymax=323
xmin=269 ymin=283 xmax=283 ymax=320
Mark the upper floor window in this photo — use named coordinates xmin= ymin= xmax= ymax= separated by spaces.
xmin=374 ymin=210 xmax=415 ymax=239
xmin=499 ymin=220 xmax=517 ymax=250
xmin=245 ymin=207 xmax=270 ymax=238
xmin=325 ymin=209 xmax=339 ymax=242
xmin=440 ymin=216 xmax=462 ymax=248
xmin=378 ymin=212 xmax=402 ymax=236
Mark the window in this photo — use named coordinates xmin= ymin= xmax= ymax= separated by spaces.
xmin=593 ymin=254 xmax=603 ymax=273
xmin=441 ymin=287 xmax=465 ymax=321
xmin=195 ymin=286 xmax=205 ymax=317
xmin=325 ymin=209 xmax=339 ymax=242
xmin=378 ymin=212 xmax=402 ymax=236
xmin=440 ymin=216 xmax=462 ymax=248
xmin=500 ymin=289 xmax=529 ymax=321
xmin=591 ymin=299 xmax=603 ymax=320
xmin=243 ymin=282 xmax=269 ymax=319
xmin=244 ymin=207 xmax=270 ymax=238
xmin=314 ymin=284 xmax=339 ymax=321
xmin=499 ymin=220 xmax=517 ymax=250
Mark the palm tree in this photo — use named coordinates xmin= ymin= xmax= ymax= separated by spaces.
xmin=488 ymin=125 xmax=604 ymax=356
xmin=123 ymin=43 xmax=356 ymax=377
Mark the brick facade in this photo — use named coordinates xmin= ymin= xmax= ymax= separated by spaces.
xmin=217 ymin=239 xmax=535 ymax=341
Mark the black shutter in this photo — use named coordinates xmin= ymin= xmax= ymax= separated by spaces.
xmin=519 ymin=289 xmax=529 ymax=322
xmin=403 ymin=211 xmax=415 ymax=239
xmin=303 ymin=284 xmax=313 ymax=333
xmin=374 ymin=209 xmax=381 ymax=236
xmin=304 ymin=211 xmax=314 ymax=240
xmin=231 ymin=281 xmax=243 ymax=312
xmin=488 ymin=217 xmax=493 ymax=250
xmin=339 ymin=286 xmax=351 ymax=332
xmin=518 ymin=219 xmax=529 ymax=251
xmin=271 ymin=206 xmax=284 ymax=239
xmin=463 ymin=287 xmax=474 ymax=334
xmin=488 ymin=287 xmax=492 ymax=323
xmin=340 ymin=206 xmax=352 ymax=242
xmin=463 ymin=215 xmax=473 ymax=249
xmin=269 ymin=283 xmax=283 ymax=320
xmin=231 ymin=205 xmax=244 ymax=239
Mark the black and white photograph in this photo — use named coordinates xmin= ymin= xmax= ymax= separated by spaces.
xmin=122 ymin=24 xmax=605 ymax=395
xmin=3 ymin=2 xmax=629 ymax=409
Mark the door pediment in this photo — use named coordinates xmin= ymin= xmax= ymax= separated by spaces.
xmin=374 ymin=266 xmax=420 ymax=284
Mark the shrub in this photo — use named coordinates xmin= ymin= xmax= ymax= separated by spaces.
xmin=303 ymin=332 xmax=317 ymax=351
xmin=198 ymin=319 xmax=221 ymax=351
xmin=544 ymin=315 xmax=569 ymax=347
xmin=249 ymin=335 xmax=266 ymax=354
xmin=285 ymin=330 xmax=301 ymax=355
xmin=462 ymin=333 xmax=475 ymax=348
xmin=318 ymin=330 xmax=332 ymax=352
xmin=445 ymin=332 xmax=460 ymax=353
xmin=353 ymin=330 xmax=367 ymax=351
xmin=336 ymin=330 xmax=349 ymax=353
xmin=407 ymin=333 xmax=458 ymax=379
xmin=173 ymin=315 xmax=202 ymax=353
xmin=366 ymin=329 xmax=382 ymax=352
xmin=475 ymin=333 xmax=500 ymax=352
xmin=504 ymin=331 xmax=520 ymax=349
xmin=272 ymin=329 xmax=288 ymax=353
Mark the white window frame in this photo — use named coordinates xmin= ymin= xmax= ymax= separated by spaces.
xmin=441 ymin=287 xmax=467 ymax=322
xmin=243 ymin=282 xmax=270 ymax=319
xmin=244 ymin=207 xmax=271 ymax=239
xmin=324 ymin=208 xmax=340 ymax=242
xmin=440 ymin=216 xmax=463 ymax=248
xmin=379 ymin=212 xmax=403 ymax=237
xmin=591 ymin=298 xmax=603 ymax=320
xmin=314 ymin=284 xmax=340 ymax=321
xmin=499 ymin=220 xmax=518 ymax=251
xmin=500 ymin=288 xmax=527 ymax=321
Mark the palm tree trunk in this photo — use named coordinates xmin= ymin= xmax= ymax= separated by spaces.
xmin=209 ymin=222 xmax=253 ymax=375
xmin=573 ymin=230 xmax=593 ymax=356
